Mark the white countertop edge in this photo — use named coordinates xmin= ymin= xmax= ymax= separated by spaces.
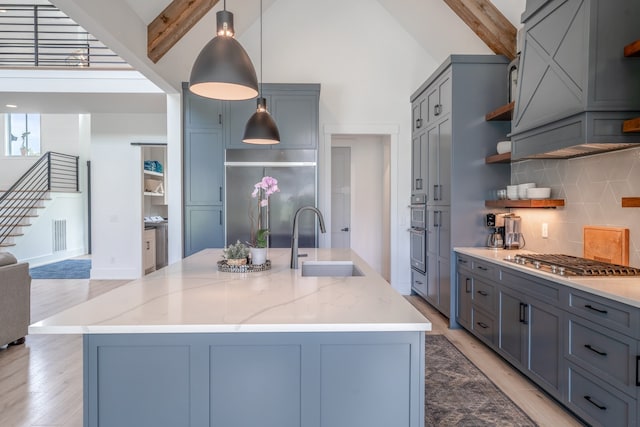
xmin=28 ymin=322 xmax=432 ymax=335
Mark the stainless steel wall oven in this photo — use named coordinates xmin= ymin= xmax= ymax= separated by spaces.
xmin=409 ymin=194 xmax=426 ymax=273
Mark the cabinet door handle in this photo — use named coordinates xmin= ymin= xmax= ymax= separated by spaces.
xmin=585 ymin=304 xmax=608 ymax=314
xmin=434 ymin=104 xmax=442 ymax=116
xmin=433 ymin=184 xmax=439 ymax=200
xmin=416 ymin=178 xmax=423 ymax=190
xmin=476 ymin=322 xmax=489 ymax=329
xmin=416 ymin=118 xmax=423 ymax=129
xmin=219 ymin=210 xmax=223 ymax=225
xmin=219 ymin=186 xmax=223 ymax=202
xmin=146 ymin=242 xmax=150 ymax=250
xmin=519 ymin=302 xmax=528 ymax=324
xmin=433 ymin=211 xmax=441 ymax=227
xmin=218 ymin=113 xmax=222 ymax=125
xmin=636 ymin=356 xmax=640 ymax=387
xmin=465 ymin=278 xmax=471 ymax=293
xmin=477 ymin=290 xmax=489 ymax=296
xmin=583 ymin=395 xmax=607 ymax=411
xmin=584 ymin=344 xmax=607 ymax=357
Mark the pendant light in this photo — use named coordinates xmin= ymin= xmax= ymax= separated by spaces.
xmin=189 ymin=0 xmax=259 ymax=101
xmin=242 ymin=0 xmax=280 ymax=145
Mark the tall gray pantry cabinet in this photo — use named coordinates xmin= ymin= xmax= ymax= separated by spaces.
xmin=410 ymin=55 xmax=511 ymax=319
xmin=182 ymin=83 xmax=320 ymax=256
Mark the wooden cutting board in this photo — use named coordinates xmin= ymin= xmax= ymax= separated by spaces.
xmin=583 ymin=226 xmax=629 ymax=265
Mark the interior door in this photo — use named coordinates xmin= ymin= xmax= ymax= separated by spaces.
xmin=331 ymin=147 xmax=351 ymax=248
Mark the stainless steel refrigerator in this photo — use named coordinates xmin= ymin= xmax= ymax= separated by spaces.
xmin=225 ymin=150 xmax=318 ymax=248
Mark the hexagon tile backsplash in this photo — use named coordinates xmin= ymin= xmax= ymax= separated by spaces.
xmin=509 ymin=147 xmax=640 ymax=267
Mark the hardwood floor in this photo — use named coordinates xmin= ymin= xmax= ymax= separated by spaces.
xmin=0 ymin=278 xmax=128 ymax=427
xmin=407 ymin=295 xmax=585 ymax=427
xmin=1 ymin=279 xmax=583 ymax=426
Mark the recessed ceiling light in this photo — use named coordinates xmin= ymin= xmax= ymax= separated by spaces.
xmin=6 ymin=104 xmax=17 ymax=108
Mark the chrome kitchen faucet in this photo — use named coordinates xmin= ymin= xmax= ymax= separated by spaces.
xmin=290 ymin=206 xmax=326 ymax=269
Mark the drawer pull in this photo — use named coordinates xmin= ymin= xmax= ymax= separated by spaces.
xmin=583 ymin=395 xmax=607 ymax=411
xmin=476 ymin=322 xmax=489 ymax=329
xmin=584 ymin=344 xmax=607 ymax=357
xmin=585 ymin=304 xmax=608 ymax=314
xmin=458 ymin=258 xmax=468 ymax=264
xmin=476 ymin=266 xmax=488 ymax=271
xmin=415 ymin=280 xmax=423 ymax=285
xmin=477 ymin=290 xmax=489 ymax=296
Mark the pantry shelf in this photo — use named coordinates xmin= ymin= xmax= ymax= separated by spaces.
xmin=622 ymin=197 xmax=640 ymax=207
xmin=624 ymin=40 xmax=640 ymax=57
xmin=485 ymin=199 xmax=565 ymax=208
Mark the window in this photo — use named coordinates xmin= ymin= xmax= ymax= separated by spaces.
xmin=4 ymin=113 xmax=42 ymax=157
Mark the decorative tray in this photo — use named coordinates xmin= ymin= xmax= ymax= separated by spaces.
xmin=217 ymin=259 xmax=271 ymax=273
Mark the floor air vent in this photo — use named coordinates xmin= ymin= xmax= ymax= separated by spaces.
xmin=53 ymin=219 xmax=67 ymax=252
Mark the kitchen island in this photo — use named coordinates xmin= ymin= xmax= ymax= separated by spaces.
xmin=29 ymin=248 xmax=431 ymax=427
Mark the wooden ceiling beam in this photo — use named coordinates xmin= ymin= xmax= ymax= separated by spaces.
xmin=148 ymin=0 xmax=219 ymax=64
xmin=443 ymin=0 xmax=517 ymax=60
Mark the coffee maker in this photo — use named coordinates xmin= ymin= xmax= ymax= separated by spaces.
xmin=503 ymin=214 xmax=525 ymax=250
xmin=485 ymin=213 xmax=503 ymax=249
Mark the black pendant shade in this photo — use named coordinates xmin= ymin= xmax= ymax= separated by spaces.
xmin=189 ymin=10 xmax=259 ymax=100
xmin=243 ymin=98 xmax=280 ymax=144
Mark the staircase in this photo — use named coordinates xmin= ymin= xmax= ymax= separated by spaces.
xmin=0 ymin=152 xmax=79 ymax=248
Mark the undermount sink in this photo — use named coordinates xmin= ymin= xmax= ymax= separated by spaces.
xmin=301 ymin=261 xmax=364 ymax=277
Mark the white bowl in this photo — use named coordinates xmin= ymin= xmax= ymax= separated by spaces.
xmin=518 ymin=183 xmax=536 ymax=199
xmin=496 ymin=140 xmax=512 ymax=154
xmin=527 ymin=187 xmax=551 ymax=199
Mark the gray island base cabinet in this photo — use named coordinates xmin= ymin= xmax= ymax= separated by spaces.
xmin=29 ymin=248 xmax=430 ymax=427
xmin=455 ymin=248 xmax=640 ymax=427
xmin=84 ymin=331 xmax=424 ymax=427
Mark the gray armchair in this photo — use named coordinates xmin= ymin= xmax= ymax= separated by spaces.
xmin=0 ymin=252 xmax=31 ymax=347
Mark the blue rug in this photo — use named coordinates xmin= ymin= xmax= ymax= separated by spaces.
xmin=29 ymin=259 xmax=91 ymax=279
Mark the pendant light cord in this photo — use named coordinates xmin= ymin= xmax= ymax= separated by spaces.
xmin=259 ymin=0 xmax=263 ymax=98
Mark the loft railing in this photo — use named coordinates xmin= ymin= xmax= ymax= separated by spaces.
xmin=0 ymin=151 xmax=79 ymax=247
xmin=0 ymin=3 xmax=129 ymax=68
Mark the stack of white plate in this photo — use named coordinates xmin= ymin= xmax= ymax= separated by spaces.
xmin=506 ymin=185 xmax=519 ymax=200
xmin=496 ymin=140 xmax=512 ymax=154
xmin=527 ymin=187 xmax=551 ymax=199
xmin=518 ymin=183 xmax=536 ymax=199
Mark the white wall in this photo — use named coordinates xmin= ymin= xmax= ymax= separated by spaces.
xmin=89 ymin=113 xmax=166 ymax=279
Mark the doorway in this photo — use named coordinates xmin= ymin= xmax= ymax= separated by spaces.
xmin=331 ymin=135 xmax=391 ymax=281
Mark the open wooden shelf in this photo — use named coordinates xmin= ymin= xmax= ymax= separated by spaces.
xmin=485 ymin=199 xmax=565 ymax=208
xmin=624 ymin=40 xmax=640 ymax=57
xmin=622 ymin=197 xmax=640 ymax=207
xmin=485 ymin=152 xmax=511 ymax=164
xmin=485 ymin=101 xmax=515 ymax=121
xmin=623 ymin=117 xmax=640 ymax=133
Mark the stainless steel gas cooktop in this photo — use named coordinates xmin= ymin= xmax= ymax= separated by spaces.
xmin=504 ymin=254 xmax=640 ymax=277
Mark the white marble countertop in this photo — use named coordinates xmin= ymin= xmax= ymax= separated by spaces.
xmin=455 ymin=247 xmax=640 ymax=308
xmin=29 ymin=248 xmax=431 ymax=334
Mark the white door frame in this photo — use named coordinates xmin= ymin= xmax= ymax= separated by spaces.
xmin=319 ymin=124 xmax=399 ymax=287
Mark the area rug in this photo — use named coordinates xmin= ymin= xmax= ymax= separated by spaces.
xmin=425 ymin=334 xmax=537 ymax=426
xmin=29 ymin=259 xmax=91 ymax=279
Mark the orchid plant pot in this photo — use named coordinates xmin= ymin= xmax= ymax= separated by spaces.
xmin=250 ymin=247 xmax=267 ymax=265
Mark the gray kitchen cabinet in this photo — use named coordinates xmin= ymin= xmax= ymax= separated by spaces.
xmin=184 ymin=206 xmax=224 ymax=256
xmin=426 ymin=116 xmax=451 ymax=206
xmin=411 ymin=132 xmax=427 ymax=193
xmin=426 ymin=206 xmax=450 ymax=317
xmin=455 ymin=255 xmax=473 ymax=330
xmin=182 ymin=84 xmax=225 ymax=256
xmin=410 ymin=55 xmax=511 ymax=321
xmin=565 ymin=289 xmax=640 ymax=426
xmin=225 ymin=83 xmax=320 ymax=150
xmin=454 ymin=252 xmax=640 ymax=425
xmin=511 ymin=0 xmax=640 ymax=159
xmin=499 ymin=270 xmax=564 ymax=398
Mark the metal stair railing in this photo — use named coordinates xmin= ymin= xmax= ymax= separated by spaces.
xmin=0 ymin=151 xmax=79 ymax=247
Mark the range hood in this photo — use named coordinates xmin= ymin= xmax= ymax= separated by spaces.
xmin=509 ymin=0 xmax=640 ymax=160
